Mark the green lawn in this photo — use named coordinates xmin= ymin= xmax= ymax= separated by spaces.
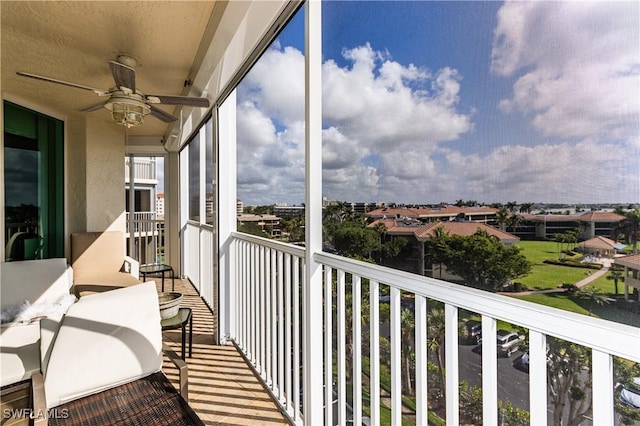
xmin=508 ymin=240 xmax=640 ymax=326
xmin=515 ymin=241 xmax=592 ymax=290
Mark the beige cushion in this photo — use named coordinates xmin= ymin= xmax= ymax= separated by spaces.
xmin=44 ymin=282 xmax=162 ymax=408
xmin=70 ymin=232 xmax=126 ymax=279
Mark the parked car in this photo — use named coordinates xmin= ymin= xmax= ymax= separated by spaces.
xmin=619 ymin=377 xmax=640 ymax=409
xmin=496 ymin=329 xmax=524 ymax=357
xmin=514 ymin=344 xmax=552 ymax=372
xmin=463 ymin=320 xmax=482 ymax=345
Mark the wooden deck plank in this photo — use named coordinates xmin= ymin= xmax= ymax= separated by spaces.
xmin=154 ymin=278 xmax=289 ymax=426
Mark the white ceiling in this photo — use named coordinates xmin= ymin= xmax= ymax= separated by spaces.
xmin=1 ymin=1 xmax=218 ymax=137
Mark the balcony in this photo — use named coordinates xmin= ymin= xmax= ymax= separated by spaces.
xmin=125 ymin=212 xmax=165 ymax=265
xmin=170 ymin=231 xmax=640 ymax=425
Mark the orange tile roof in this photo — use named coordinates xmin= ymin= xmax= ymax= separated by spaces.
xmin=414 ymin=222 xmax=519 ymax=242
xmin=367 ymin=206 xmax=498 ymax=219
xmin=578 ymin=236 xmax=620 ymax=250
xmin=614 ymin=254 xmax=640 ymax=269
xmin=372 ymin=219 xmax=519 ymax=242
xmin=521 ymin=212 xmax=624 ymax=222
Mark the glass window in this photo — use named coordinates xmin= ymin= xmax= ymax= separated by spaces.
xmin=235 ymin=6 xmax=305 ymax=239
xmin=4 ymin=101 xmax=64 ymax=261
xmin=206 ymin=118 xmax=215 ymax=225
xmin=188 ymin=134 xmax=201 ymax=221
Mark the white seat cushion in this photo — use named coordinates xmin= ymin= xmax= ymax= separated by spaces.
xmin=0 ymin=258 xmax=73 ymax=310
xmin=0 ymin=323 xmax=40 ymax=387
xmin=44 ymin=282 xmax=162 ymax=408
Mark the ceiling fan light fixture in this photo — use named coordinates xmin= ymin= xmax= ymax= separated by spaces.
xmin=104 ymin=95 xmax=150 ymax=128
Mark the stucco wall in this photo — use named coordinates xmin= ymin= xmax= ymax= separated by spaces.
xmin=66 ymin=116 xmax=87 ymax=242
xmin=85 ymin=120 xmax=126 ymax=233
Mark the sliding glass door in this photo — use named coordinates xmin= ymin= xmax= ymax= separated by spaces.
xmin=4 ymin=101 xmax=64 ymax=261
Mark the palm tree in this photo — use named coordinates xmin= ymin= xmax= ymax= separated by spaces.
xmin=577 ymin=285 xmax=611 ymax=316
xmin=607 ymin=268 xmax=625 ymax=296
xmin=427 ymin=306 xmax=446 ymax=395
xmin=519 ymin=202 xmax=534 ymax=214
xmin=401 ymin=307 xmax=415 ymax=395
xmin=613 ymin=208 xmax=640 ymax=254
xmin=496 ymin=207 xmax=509 ymax=231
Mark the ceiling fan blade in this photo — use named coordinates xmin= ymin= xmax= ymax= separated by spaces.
xmin=16 ymin=71 xmax=106 ymax=94
xmin=146 ymin=94 xmax=209 ymax=108
xmin=78 ymin=101 xmax=107 ymax=112
xmin=109 ymin=61 xmax=136 ymax=92
xmin=149 ymin=105 xmax=178 ymax=123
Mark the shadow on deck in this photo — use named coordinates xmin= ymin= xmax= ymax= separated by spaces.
xmin=152 ymin=277 xmax=288 ymax=425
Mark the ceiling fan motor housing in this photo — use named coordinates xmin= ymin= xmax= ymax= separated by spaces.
xmin=104 ymin=92 xmax=150 ymax=128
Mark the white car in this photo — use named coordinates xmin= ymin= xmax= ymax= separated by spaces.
xmin=620 ymin=377 xmax=640 ymax=409
xmin=496 ymin=329 xmax=524 ymax=357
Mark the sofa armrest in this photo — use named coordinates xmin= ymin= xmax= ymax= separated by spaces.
xmin=163 ymin=344 xmax=188 ymax=402
xmin=123 ymin=256 xmax=140 ymax=279
xmin=32 ymin=371 xmax=47 ymax=426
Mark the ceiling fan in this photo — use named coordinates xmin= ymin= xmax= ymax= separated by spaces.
xmin=16 ymin=55 xmax=209 ymax=128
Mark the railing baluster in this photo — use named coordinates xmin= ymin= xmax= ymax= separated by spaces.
xmin=529 ymin=329 xmax=547 ymax=426
xmin=270 ymin=248 xmax=277 ymax=389
xmin=337 ymin=269 xmax=347 ymax=425
xmin=444 ymin=303 xmax=459 ymax=425
xmin=415 ymin=294 xmax=428 ymax=426
xmin=259 ymin=245 xmax=266 ymax=376
xmin=352 ymin=275 xmax=362 ymax=426
xmin=482 ymin=315 xmax=498 ymax=425
xmin=293 ymin=256 xmax=301 ymax=422
xmin=277 ymin=250 xmax=285 ymax=402
xmin=390 ymin=286 xmax=402 ymax=426
xmin=592 ymin=349 xmax=614 ymax=425
xmin=284 ymin=253 xmax=292 ymax=415
xmin=324 ymin=265 xmax=333 ymax=426
xmin=369 ymin=280 xmax=380 ymax=426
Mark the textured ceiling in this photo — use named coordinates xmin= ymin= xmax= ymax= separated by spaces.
xmin=1 ymin=1 xmax=216 ymax=137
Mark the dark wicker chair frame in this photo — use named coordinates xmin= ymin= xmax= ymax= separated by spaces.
xmin=32 ymin=345 xmax=203 ymax=426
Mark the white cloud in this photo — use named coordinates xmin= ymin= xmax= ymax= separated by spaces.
xmin=236 ymin=3 xmax=639 ymax=206
xmin=492 ymin=1 xmax=640 ymax=142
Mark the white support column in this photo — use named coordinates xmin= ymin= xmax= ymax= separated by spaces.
xmin=165 ymin=152 xmax=179 ymax=274
xmin=218 ymin=92 xmax=237 ymax=343
xmin=302 ymin=1 xmax=324 ymax=424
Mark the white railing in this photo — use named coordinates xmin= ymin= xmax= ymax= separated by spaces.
xmin=182 ymin=221 xmax=215 ymax=309
xmin=125 ymin=157 xmax=157 ymax=182
xmin=125 ymin=212 xmax=164 ymax=264
xmin=230 ymin=232 xmax=640 ymax=426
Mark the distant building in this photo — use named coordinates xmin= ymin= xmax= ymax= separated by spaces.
xmin=273 ymin=204 xmax=305 ymax=217
xmin=578 ymin=236 xmax=625 ymax=258
xmin=237 ymin=199 xmax=244 ymax=215
xmin=518 ymin=211 xmax=625 ymax=240
xmin=237 ymin=214 xmax=281 ymax=238
xmin=614 ymin=254 xmax=640 ymax=301
xmin=156 ymin=193 xmax=165 ymax=218
xmin=367 ymin=205 xmax=499 ymax=224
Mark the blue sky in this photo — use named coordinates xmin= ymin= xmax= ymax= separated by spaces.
xmin=236 ymin=1 xmax=639 ymax=206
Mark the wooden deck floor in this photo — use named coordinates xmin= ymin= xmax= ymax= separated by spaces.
xmin=153 ymin=278 xmax=289 ymax=426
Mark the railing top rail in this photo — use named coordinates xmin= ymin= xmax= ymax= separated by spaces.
xmin=232 ymin=231 xmax=305 ymax=258
xmin=227 ymin=233 xmax=640 ymax=361
xmin=314 ymin=250 xmax=640 ymax=362
xmin=186 ymin=220 xmax=215 ymax=232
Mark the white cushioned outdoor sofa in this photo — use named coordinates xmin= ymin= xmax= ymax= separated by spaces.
xmin=0 ymin=258 xmax=74 ymax=387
